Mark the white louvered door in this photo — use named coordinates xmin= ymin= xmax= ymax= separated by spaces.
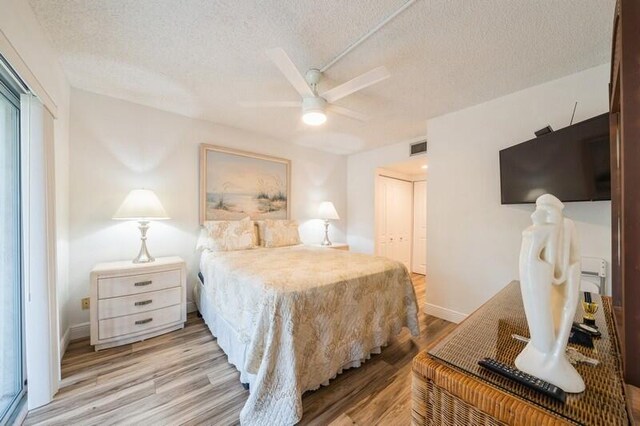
xmin=376 ymin=175 xmax=413 ymax=270
xmin=412 ymin=180 xmax=427 ymax=275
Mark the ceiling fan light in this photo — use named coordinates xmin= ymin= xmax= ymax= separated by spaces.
xmin=301 ymin=97 xmax=328 ymax=126
xmin=302 ymin=111 xmax=327 ymax=126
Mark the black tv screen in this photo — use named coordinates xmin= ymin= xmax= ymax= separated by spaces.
xmin=499 ymin=113 xmax=611 ymax=204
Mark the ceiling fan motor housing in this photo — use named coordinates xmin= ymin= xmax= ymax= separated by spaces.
xmin=302 ymin=96 xmax=327 ymax=114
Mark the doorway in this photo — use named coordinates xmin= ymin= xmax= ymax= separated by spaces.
xmin=375 ymin=156 xmax=427 ymax=275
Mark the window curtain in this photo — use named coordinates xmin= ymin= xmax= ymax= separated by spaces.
xmin=21 ymin=94 xmax=60 ymax=409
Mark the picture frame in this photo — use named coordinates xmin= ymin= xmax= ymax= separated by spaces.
xmin=199 ymin=144 xmax=291 ymax=223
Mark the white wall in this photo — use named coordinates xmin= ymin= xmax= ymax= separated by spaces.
xmin=426 ymin=64 xmax=611 ymax=323
xmin=347 ymin=139 xmax=427 ymax=254
xmin=67 ymin=88 xmax=347 ymax=328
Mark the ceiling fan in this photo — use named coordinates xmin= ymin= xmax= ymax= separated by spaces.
xmin=240 ymin=48 xmax=390 ymax=126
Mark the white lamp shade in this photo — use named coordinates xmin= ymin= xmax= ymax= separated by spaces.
xmin=113 ymin=189 xmax=169 ymax=220
xmin=318 ymin=201 xmax=340 ymax=220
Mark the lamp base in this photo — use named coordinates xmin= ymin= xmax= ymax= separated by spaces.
xmin=321 ymin=220 xmax=332 ymax=246
xmin=133 ymin=221 xmax=155 ymax=263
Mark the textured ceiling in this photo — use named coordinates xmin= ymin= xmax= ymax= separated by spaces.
xmin=30 ymin=0 xmax=614 ymax=155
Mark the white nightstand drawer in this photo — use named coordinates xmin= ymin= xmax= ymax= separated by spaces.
xmin=91 ymin=257 xmax=186 ymax=350
xmin=98 ymin=287 xmax=181 ymax=320
xmin=98 ymin=304 xmax=182 ymax=340
xmin=98 ymin=269 xmax=181 ymax=299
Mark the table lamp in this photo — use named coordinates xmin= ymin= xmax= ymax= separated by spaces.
xmin=113 ymin=189 xmax=169 ymax=263
xmin=318 ymin=201 xmax=340 ymax=246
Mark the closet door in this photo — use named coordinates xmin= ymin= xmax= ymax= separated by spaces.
xmin=393 ymin=179 xmax=413 ymax=270
xmin=377 ymin=176 xmax=412 ymax=270
xmin=385 ymin=178 xmax=400 ymax=260
xmin=412 ymin=181 xmax=427 ymax=274
xmin=376 ymin=176 xmax=390 ymax=257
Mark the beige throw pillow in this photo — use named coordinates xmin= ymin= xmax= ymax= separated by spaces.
xmin=200 ymin=217 xmax=256 ymax=251
xmin=259 ymin=219 xmax=301 ymax=248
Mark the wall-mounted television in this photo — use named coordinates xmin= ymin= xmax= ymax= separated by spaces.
xmin=499 ymin=113 xmax=611 ymax=204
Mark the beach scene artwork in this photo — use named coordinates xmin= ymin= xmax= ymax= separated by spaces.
xmin=202 ymin=146 xmax=290 ymax=221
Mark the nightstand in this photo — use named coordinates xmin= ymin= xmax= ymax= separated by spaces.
xmin=309 ymin=243 xmax=349 ymax=251
xmin=90 ymin=256 xmax=186 ymax=351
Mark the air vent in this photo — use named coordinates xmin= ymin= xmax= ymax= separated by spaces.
xmin=410 ymin=141 xmax=427 ymax=156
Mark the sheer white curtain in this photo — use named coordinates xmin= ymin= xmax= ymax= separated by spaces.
xmin=21 ymin=94 xmax=60 ymax=410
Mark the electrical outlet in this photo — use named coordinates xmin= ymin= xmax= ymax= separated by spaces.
xmin=81 ymin=297 xmax=90 ymax=310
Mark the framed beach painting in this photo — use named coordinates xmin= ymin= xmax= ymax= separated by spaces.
xmin=199 ymin=144 xmax=291 ymax=223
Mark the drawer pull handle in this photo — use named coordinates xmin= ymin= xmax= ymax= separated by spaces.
xmin=135 ymin=318 xmax=153 ymax=325
xmin=134 ymin=280 xmax=152 ymax=287
xmin=134 ymin=300 xmax=153 ymax=306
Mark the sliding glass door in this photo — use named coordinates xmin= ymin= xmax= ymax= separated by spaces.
xmin=0 ymin=71 xmax=24 ymax=422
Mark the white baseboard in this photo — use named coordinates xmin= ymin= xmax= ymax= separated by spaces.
xmin=69 ymin=322 xmax=90 ymax=341
xmin=424 ymin=303 xmax=467 ymax=324
xmin=62 ymin=303 xmax=197 ymax=356
xmin=59 ymin=327 xmax=70 ymax=360
xmin=59 ymin=322 xmax=87 ymax=360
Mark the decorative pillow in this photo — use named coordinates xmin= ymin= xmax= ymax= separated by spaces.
xmin=199 ymin=217 xmax=256 ymax=251
xmin=259 ymin=219 xmax=301 ymax=248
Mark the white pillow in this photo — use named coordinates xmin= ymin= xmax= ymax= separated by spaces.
xmin=259 ymin=219 xmax=301 ymax=248
xmin=198 ymin=217 xmax=256 ymax=251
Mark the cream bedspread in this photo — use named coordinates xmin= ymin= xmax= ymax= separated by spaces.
xmin=199 ymin=245 xmax=419 ymax=425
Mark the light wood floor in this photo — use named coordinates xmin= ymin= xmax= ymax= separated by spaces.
xmin=25 ymin=274 xmax=457 ymax=426
xmin=23 ymin=274 xmax=640 ymax=425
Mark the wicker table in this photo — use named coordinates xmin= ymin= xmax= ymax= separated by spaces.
xmin=411 ymin=281 xmax=631 ymax=426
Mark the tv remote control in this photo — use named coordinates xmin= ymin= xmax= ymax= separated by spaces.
xmin=573 ymin=322 xmax=601 ymax=337
xmin=478 ymin=357 xmax=566 ymax=403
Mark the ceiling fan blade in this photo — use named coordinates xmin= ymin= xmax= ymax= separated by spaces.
xmin=266 ymin=48 xmax=314 ymax=98
xmin=239 ymin=101 xmax=301 ymax=108
xmin=321 ymin=66 xmax=390 ymax=103
xmin=327 ymin=104 xmax=369 ymax=122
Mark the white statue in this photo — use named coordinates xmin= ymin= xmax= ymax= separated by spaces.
xmin=515 ymin=194 xmax=585 ymax=393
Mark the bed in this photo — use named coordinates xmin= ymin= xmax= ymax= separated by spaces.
xmin=194 ymin=244 xmax=419 ymax=425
